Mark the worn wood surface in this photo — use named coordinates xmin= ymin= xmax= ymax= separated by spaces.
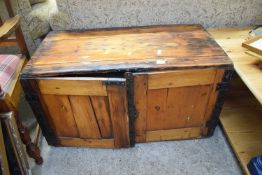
xmin=147 ymin=69 xmax=216 ymax=89
xmin=107 ymin=85 xmax=130 ymax=148
xmin=22 ymin=25 xmax=231 ymax=76
xmin=146 ymin=127 xmax=202 ymax=142
xmin=134 ymin=75 xmax=148 ymax=143
xmin=90 ymin=96 xmax=112 ymax=138
xmin=69 ymin=96 xmax=101 ymax=139
xmin=220 ymin=77 xmax=262 ymax=175
xmin=208 ymin=28 xmax=262 ymax=105
xmin=38 ymin=78 xmax=107 ymax=96
xmin=134 ymin=69 xmax=223 ymax=143
xmin=202 ymin=69 xmax=225 ymax=134
xmin=59 ymin=137 xmax=115 ymax=148
xmin=36 ymin=78 xmax=129 ymax=148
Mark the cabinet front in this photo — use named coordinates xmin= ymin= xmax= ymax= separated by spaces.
xmin=35 ymin=77 xmax=130 ymax=148
xmin=134 ymin=69 xmax=225 ymax=143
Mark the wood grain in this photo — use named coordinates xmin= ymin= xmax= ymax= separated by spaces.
xmin=90 ymin=96 xmax=112 ymax=138
xmin=146 ymin=88 xmax=168 ymax=131
xmin=21 ymin=25 xmax=232 ymax=76
xmin=133 ymin=75 xmax=148 ymax=143
xmin=42 ymin=95 xmax=79 ymax=137
xmin=107 ymin=85 xmax=130 ymax=148
xmin=146 ymin=85 xmax=212 ymax=131
xmin=59 ymin=137 xmax=114 ymax=148
xmin=38 ymin=78 xmax=107 ymax=96
xmin=220 ymin=86 xmax=262 ymax=175
xmin=0 ymin=15 xmax=20 ymax=40
xmin=166 ymin=85 xmax=212 ymax=129
xmin=148 ymin=69 xmax=216 ymax=89
xmin=208 ymin=28 xmax=262 ymax=105
xmin=69 ymin=96 xmax=101 ymax=139
xmin=146 ymin=127 xmax=201 ymax=142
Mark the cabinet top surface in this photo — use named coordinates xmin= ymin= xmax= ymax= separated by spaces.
xmin=23 ymin=25 xmax=232 ymax=76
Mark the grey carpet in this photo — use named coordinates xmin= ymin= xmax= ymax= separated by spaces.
xmin=18 ymin=95 xmax=243 ymax=175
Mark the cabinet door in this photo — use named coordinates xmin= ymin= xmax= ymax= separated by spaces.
xmin=134 ymin=69 xmax=225 ymax=143
xmin=36 ymin=77 xmax=129 ymax=148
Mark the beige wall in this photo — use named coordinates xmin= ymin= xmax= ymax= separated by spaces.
xmin=56 ymin=0 xmax=262 ymax=30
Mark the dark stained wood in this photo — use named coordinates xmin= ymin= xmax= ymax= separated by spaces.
xmin=21 ymin=25 xmax=232 ymax=76
xmin=202 ymin=69 xmax=225 ymax=134
xmin=133 ymin=75 xmax=148 ymax=143
xmin=107 ymin=85 xmax=130 ymax=148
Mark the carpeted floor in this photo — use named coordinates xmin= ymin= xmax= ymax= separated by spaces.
xmin=19 ymin=95 xmax=243 ymax=175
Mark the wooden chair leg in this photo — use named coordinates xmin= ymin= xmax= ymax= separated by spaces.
xmin=15 ymin=113 xmax=43 ymax=165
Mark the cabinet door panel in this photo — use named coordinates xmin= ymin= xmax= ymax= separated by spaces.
xmin=134 ymin=69 xmax=223 ymax=143
xmin=38 ymin=77 xmax=129 ymax=148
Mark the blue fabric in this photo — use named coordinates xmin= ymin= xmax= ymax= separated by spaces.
xmin=248 ymin=155 xmax=262 ymax=175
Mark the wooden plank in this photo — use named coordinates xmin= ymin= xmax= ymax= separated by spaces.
xmin=166 ymin=85 xmax=212 ymax=129
xmin=59 ymin=137 xmax=114 ymax=148
xmin=146 ymin=88 xmax=167 ymax=131
xmin=0 ymin=16 xmax=20 ymax=40
xmin=146 ymin=127 xmax=201 ymax=142
xmin=134 ymin=75 xmax=148 ymax=143
xmin=208 ymin=28 xmax=262 ymax=105
xmin=38 ymin=78 xmax=107 ymax=96
xmin=220 ymin=80 xmax=262 ymax=175
xmin=148 ymin=69 xmax=216 ymax=89
xmin=42 ymin=95 xmax=79 ymax=137
xmin=69 ymin=96 xmax=101 ymax=139
xmin=90 ymin=96 xmax=112 ymax=138
xmin=146 ymin=85 xmax=211 ymax=131
xmin=107 ymin=85 xmax=130 ymax=148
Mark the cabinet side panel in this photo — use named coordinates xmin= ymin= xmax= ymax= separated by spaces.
xmin=20 ymin=78 xmax=59 ymax=145
xmin=203 ymin=69 xmax=225 ymax=125
xmin=107 ymin=85 xmax=130 ymax=148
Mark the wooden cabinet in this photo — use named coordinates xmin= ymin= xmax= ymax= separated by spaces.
xmin=20 ymin=25 xmax=233 ymax=148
